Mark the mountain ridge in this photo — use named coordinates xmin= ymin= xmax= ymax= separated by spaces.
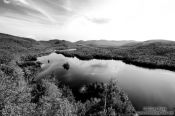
xmin=1 ymin=32 xmax=175 ymax=49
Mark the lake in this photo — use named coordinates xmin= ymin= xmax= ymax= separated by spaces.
xmin=37 ymin=52 xmax=175 ymax=110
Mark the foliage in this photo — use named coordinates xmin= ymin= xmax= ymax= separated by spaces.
xmin=0 ymin=50 xmax=13 ymax=65
xmin=57 ymin=40 xmax=175 ymax=71
xmin=62 ymin=62 xmax=70 ymax=70
xmin=0 ymin=33 xmax=137 ymax=116
xmin=76 ymin=81 xmax=135 ymax=116
xmin=36 ymin=80 xmax=76 ymax=116
xmin=0 ymin=66 xmax=37 ymax=116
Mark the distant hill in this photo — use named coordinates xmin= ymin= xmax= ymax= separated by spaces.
xmin=140 ymin=40 xmax=175 ymax=46
xmin=2 ymin=32 xmax=175 ymax=71
xmin=1 ymin=33 xmax=175 ymax=50
xmin=0 ymin=33 xmax=39 ymax=53
xmin=0 ymin=33 xmax=77 ymax=54
xmin=123 ymin=40 xmax=175 ymax=49
xmin=76 ymin=40 xmax=138 ymax=48
xmin=0 ymin=33 xmax=37 ymax=47
xmin=126 ymin=40 xmax=175 ymax=57
xmin=39 ymin=39 xmax=76 ymax=50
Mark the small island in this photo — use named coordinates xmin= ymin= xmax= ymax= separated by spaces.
xmin=62 ymin=62 xmax=70 ymax=70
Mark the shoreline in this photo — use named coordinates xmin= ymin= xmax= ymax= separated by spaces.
xmin=56 ymin=51 xmax=175 ymax=72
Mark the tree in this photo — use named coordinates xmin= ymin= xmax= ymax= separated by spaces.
xmin=37 ymin=80 xmax=76 ymax=116
xmin=85 ymin=80 xmax=135 ymax=116
xmin=63 ymin=62 xmax=70 ymax=70
xmin=0 ymin=70 xmax=37 ymax=116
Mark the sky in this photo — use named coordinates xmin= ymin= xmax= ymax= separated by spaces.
xmin=0 ymin=0 xmax=175 ymax=41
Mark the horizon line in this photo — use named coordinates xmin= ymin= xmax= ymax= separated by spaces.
xmin=0 ymin=32 xmax=174 ymax=43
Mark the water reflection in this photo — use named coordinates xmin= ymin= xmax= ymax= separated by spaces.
xmin=38 ymin=53 xmax=175 ymax=110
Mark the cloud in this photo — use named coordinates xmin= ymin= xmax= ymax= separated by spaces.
xmin=29 ymin=2 xmax=56 ymax=23
xmin=0 ymin=16 xmax=62 ymax=40
xmin=3 ymin=0 xmax=56 ymax=23
xmin=3 ymin=0 xmax=10 ymax=4
xmin=14 ymin=0 xmax=29 ymax=5
xmin=86 ymin=16 xmax=110 ymax=24
xmin=0 ymin=0 xmax=113 ymax=40
xmin=1 ymin=0 xmax=106 ymax=25
xmin=16 ymin=0 xmax=28 ymax=5
xmin=3 ymin=0 xmax=29 ymax=5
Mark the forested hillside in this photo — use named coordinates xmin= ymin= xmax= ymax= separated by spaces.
xmin=76 ymin=40 xmax=138 ymax=48
xmin=3 ymin=33 xmax=175 ymax=115
xmin=57 ymin=40 xmax=175 ymax=71
xmin=0 ymin=33 xmax=136 ymax=116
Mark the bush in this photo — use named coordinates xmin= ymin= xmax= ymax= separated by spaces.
xmin=0 ymin=50 xmax=13 ymax=64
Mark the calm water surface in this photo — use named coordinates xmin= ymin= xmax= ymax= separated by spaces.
xmin=38 ymin=53 xmax=175 ymax=110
